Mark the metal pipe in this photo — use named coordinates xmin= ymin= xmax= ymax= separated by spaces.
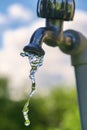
xmin=75 ymin=65 xmax=87 ymax=130
xmin=60 ymin=30 xmax=87 ymax=130
xmin=71 ymin=32 xmax=87 ymax=130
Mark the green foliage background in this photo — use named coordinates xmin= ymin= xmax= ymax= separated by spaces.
xmin=0 ymin=78 xmax=81 ymax=130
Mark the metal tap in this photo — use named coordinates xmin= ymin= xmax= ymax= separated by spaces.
xmin=21 ymin=1 xmax=87 ymax=130
xmin=23 ymin=0 xmax=75 ymax=56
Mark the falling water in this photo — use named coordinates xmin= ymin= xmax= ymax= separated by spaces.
xmin=20 ymin=52 xmax=44 ymax=126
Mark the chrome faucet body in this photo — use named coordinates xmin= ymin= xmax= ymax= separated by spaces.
xmin=23 ymin=0 xmax=75 ymax=56
xmin=21 ymin=1 xmax=87 ymax=130
xmin=23 ymin=19 xmax=64 ymax=54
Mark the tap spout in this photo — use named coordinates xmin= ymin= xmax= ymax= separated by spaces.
xmin=23 ymin=19 xmax=64 ymax=56
xmin=23 ymin=27 xmax=46 ymax=56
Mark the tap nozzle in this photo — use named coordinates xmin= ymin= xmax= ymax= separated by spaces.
xmin=23 ymin=44 xmax=45 ymax=56
xmin=23 ymin=28 xmax=46 ymax=56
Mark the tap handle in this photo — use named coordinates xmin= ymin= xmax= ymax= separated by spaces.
xmin=37 ymin=0 xmax=75 ymax=21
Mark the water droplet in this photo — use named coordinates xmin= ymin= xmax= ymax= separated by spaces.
xmin=21 ymin=52 xmax=44 ymax=126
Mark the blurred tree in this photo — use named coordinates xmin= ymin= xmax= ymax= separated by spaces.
xmin=0 ymin=77 xmax=9 ymax=99
xmin=0 ymin=78 xmax=81 ymax=130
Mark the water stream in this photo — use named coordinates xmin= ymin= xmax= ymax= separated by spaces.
xmin=20 ymin=52 xmax=44 ymax=126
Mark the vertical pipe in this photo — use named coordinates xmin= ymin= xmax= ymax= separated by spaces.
xmin=75 ymin=65 xmax=87 ymax=130
xmin=71 ymin=32 xmax=87 ymax=130
xmin=59 ymin=30 xmax=87 ymax=130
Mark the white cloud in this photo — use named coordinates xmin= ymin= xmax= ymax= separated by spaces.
xmin=64 ymin=10 xmax=87 ymax=36
xmin=0 ymin=10 xmax=87 ymax=99
xmin=0 ymin=3 xmax=33 ymax=25
xmin=0 ymin=19 xmax=45 ymax=88
xmin=7 ymin=4 xmax=33 ymax=22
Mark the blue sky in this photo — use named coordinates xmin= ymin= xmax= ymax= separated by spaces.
xmin=0 ymin=0 xmax=87 ymax=31
xmin=0 ymin=0 xmax=37 ymax=12
xmin=0 ymin=0 xmax=38 ymax=47
xmin=1 ymin=0 xmax=87 ymax=12
xmin=76 ymin=0 xmax=87 ymax=11
xmin=0 ymin=0 xmax=87 ymax=99
xmin=0 ymin=0 xmax=87 ymax=48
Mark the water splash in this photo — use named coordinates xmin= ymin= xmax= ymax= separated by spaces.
xmin=20 ymin=52 xmax=44 ymax=126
